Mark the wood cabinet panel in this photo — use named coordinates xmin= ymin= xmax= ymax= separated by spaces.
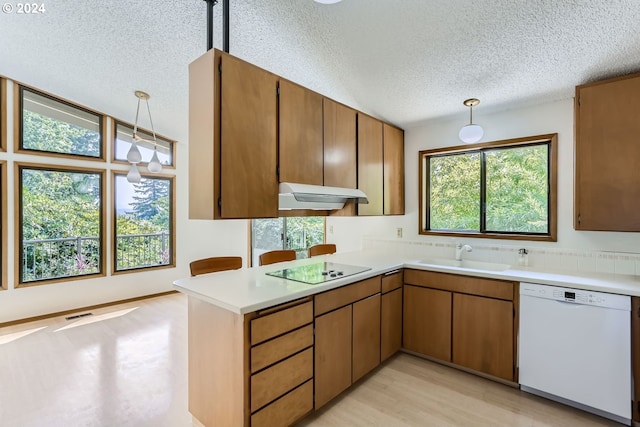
xmin=219 ymin=52 xmax=278 ymax=218
xmin=403 ymin=285 xmax=452 ymax=361
xmin=314 ymin=276 xmax=381 ymax=316
xmin=251 ymin=380 xmax=313 ymax=427
xmin=404 ymin=269 xmax=514 ymax=301
xmin=452 ymin=293 xmax=514 ymax=381
xmin=279 ymin=80 xmax=323 ymax=185
xmin=251 ymin=300 xmax=313 ymax=345
xmin=575 ymin=73 xmax=640 ymax=231
xmin=323 ymin=98 xmax=357 ymax=188
xmin=251 ymin=348 xmax=313 ymax=412
xmin=315 ymin=305 xmax=352 ymax=409
xmin=383 ymin=123 xmax=405 ymax=215
xmin=357 ymin=114 xmax=383 ymax=216
xmin=381 ymin=288 xmax=403 ymax=362
xmin=353 ymin=294 xmax=381 ymax=382
xmin=250 ymin=324 xmax=313 ymax=373
xmin=381 ymin=270 xmax=403 ymax=293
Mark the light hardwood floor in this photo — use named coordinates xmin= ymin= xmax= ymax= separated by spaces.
xmin=0 ymin=293 xmax=622 ymax=427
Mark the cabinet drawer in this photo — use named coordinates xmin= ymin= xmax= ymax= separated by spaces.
xmin=381 ymin=270 xmax=403 ymax=293
xmin=251 ymin=324 xmax=313 ymax=373
xmin=251 ymin=300 xmax=313 ymax=345
xmin=315 ymin=276 xmax=381 ymax=316
xmin=251 ymin=348 xmax=313 ymax=412
xmin=251 ymin=380 xmax=313 ymax=427
xmin=404 ymin=269 xmax=514 ymax=301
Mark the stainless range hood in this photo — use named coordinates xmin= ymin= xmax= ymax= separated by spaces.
xmin=278 ymin=182 xmax=368 ymax=210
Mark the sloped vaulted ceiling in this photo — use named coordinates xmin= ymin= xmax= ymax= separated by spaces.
xmin=1 ymin=0 xmax=640 ymax=143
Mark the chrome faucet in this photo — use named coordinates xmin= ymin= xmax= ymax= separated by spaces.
xmin=455 ymin=243 xmax=472 ymax=261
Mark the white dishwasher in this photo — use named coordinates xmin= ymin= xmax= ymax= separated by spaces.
xmin=519 ymin=282 xmax=631 ymax=425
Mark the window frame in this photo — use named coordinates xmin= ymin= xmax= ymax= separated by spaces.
xmin=1 ymin=161 xmax=6 ymax=290
xmin=111 ymin=120 xmax=176 ymax=169
xmin=111 ymin=171 xmax=176 ymax=275
xmin=15 ymin=84 xmax=106 ymax=161
xmin=15 ymin=162 xmax=107 ymax=287
xmin=1 ymin=77 xmax=6 ymax=152
xmin=419 ymin=133 xmax=557 ymax=242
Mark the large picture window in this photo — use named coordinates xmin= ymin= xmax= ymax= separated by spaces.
xmin=420 ymin=134 xmax=557 ymax=241
xmin=18 ymin=164 xmax=104 ymax=285
xmin=19 ymin=86 xmax=103 ymax=159
xmin=251 ymin=217 xmax=325 ymax=266
xmin=113 ymin=173 xmax=174 ymax=272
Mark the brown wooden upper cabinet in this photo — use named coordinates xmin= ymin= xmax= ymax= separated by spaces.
xmin=358 ymin=114 xmax=384 ymax=216
xmin=279 ymin=80 xmax=323 ymax=185
xmin=357 ymin=114 xmax=405 ymax=216
xmin=575 ymin=72 xmax=640 ymax=231
xmin=189 ymin=49 xmax=278 ymax=219
xmin=323 ymin=98 xmax=357 ymax=189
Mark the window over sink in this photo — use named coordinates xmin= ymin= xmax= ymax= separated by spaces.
xmin=419 ymin=134 xmax=557 ymax=241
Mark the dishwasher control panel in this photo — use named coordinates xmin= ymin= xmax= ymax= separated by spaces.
xmin=520 ymin=282 xmax=630 ymax=310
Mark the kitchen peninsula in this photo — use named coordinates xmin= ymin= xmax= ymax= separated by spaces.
xmin=174 ymin=250 xmax=640 ymax=427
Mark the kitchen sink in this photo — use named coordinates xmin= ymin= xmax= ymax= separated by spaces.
xmin=418 ymin=258 xmax=511 ymax=272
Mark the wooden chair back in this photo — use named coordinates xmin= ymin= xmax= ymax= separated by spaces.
xmin=259 ymin=250 xmax=297 ymax=266
xmin=308 ymin=243 xmax=337 ymax=257
xmin=190 ymin=256 xmax=242 ymax=276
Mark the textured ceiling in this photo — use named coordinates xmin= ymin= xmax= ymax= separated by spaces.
xmin=2 ymin=0 xmax=640 ymax=143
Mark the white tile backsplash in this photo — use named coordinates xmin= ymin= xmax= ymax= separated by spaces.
xmin=362 ymin=237 xmax=640 ymax=276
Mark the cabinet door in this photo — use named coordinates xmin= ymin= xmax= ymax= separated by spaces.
xmin=381 ymin=288 xmax=402 ymax=362
xmin=575 ymin=74 xmax=640 ymax=231
xmin=403 ymin=285 xmax=452 ymax=361
xmin=353 ymin=294 xmax=381 ymax=382
xmin=219 ymin=53 xmax=278 ymax=218
xmin=452 ymin=293 xmax=514 ymax=381
xmin=315 ymin=305 xmax=352 ymax=409
xmin=357 ymin=114 xmax=383 ymax=216
xmin=383 ymin=123 xmax=404 ymax=215
xmin=324 ymin=98 xmax=357 ymax=188
xmin=279 ymin=80 xmax=323 ymax=185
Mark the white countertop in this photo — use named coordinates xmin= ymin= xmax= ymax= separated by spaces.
xmin=173 ymin=250 xmax=640 ymax=314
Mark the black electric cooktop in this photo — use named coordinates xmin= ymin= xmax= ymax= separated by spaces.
xmin=266 ymin=262 xmax=371 ymax=285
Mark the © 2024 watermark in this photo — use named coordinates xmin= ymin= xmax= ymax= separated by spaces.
xmin=2 ymin=2 xmax=46 ymax=14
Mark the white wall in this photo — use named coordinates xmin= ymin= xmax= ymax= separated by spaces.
xmin=328 ymin=97 xmax=640 ymax=262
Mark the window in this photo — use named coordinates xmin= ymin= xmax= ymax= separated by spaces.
xmin=18 ymin=164 xmax=105 ymax=284
xmin=420 ymin=134 xmax=557 ymax=241
xmin=251 ymin=217 xmax=325 ymax=266
xmin=1 ymin=77 xmax=6 ymax=151
xmin=113 ymin=173 xmax=174 ymax=272
xmin=113 ymin=121 xmax=174 ymax=167
xmin=19 ymin=86 xmax=103 ymax=159
xmin=1 ymin=162 xmax=5 ymax=290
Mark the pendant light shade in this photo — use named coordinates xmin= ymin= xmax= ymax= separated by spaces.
xmin=127 ymin=141 xmax=142 ymax=163
xmin=127 ymin=163 xmax=142 ymax=183
xmin=314 ymin=0 xmax=342 ymax=4
xmin=459 ymin=98 xmax=483 ymax=144
xmin=148 ymin=149 xmax=163 ymax=173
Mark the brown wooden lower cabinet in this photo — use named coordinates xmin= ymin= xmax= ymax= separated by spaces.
xmin=251 ymin=380 xmax=314 ymax=427
xmin=403 ymin=285 xmax=452 ymax=361
xmin=314 ymin=305 xmax=353 ymax=409
xmin=381 ymin=287 xmax=403 ymax=361
xmin=353 ymin=294 xmax=381 ymax=382
xmin=452 ymin=293 xmax=514 ymax=381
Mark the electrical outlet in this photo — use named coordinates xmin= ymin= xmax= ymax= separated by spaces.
xmin=329 ymin=225 xmax=334 ymax=234
xmin=396 ymin=227 xmax=403 ymax=238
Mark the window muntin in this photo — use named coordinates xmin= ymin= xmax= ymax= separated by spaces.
xmin=421 ymin=134 xmax=556 ymax=241
xmin=20 ymin=87 xmax=103 ymax=158
xmin=18 ymin=165 xmax=104 ymax=284
xmin=251 ymin=217 xmax=325 ymax=266
xmin=114 ymin=174 xmax=174 ymax=272
xmin=114 ymin=122 xmax=174 ymax=166
xmin=1 ymin=162 xmax=5 ymax=290
xmin=1 ymin=78 xmax=6 ymax=152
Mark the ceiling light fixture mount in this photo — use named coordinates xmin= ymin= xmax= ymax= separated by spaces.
xmin=459 ymin=98 xmax=484 ymax=144
xmin=126 ymin=90 xmax=163 ymax=182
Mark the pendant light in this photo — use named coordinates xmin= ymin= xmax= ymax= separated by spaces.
xmin=313 ymin=0 xmax=343 ymax=3
xmin=127 ymin=90 xmax=162 ymax=183
xmin=459 ymin=98 xmax=484 ymax=144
